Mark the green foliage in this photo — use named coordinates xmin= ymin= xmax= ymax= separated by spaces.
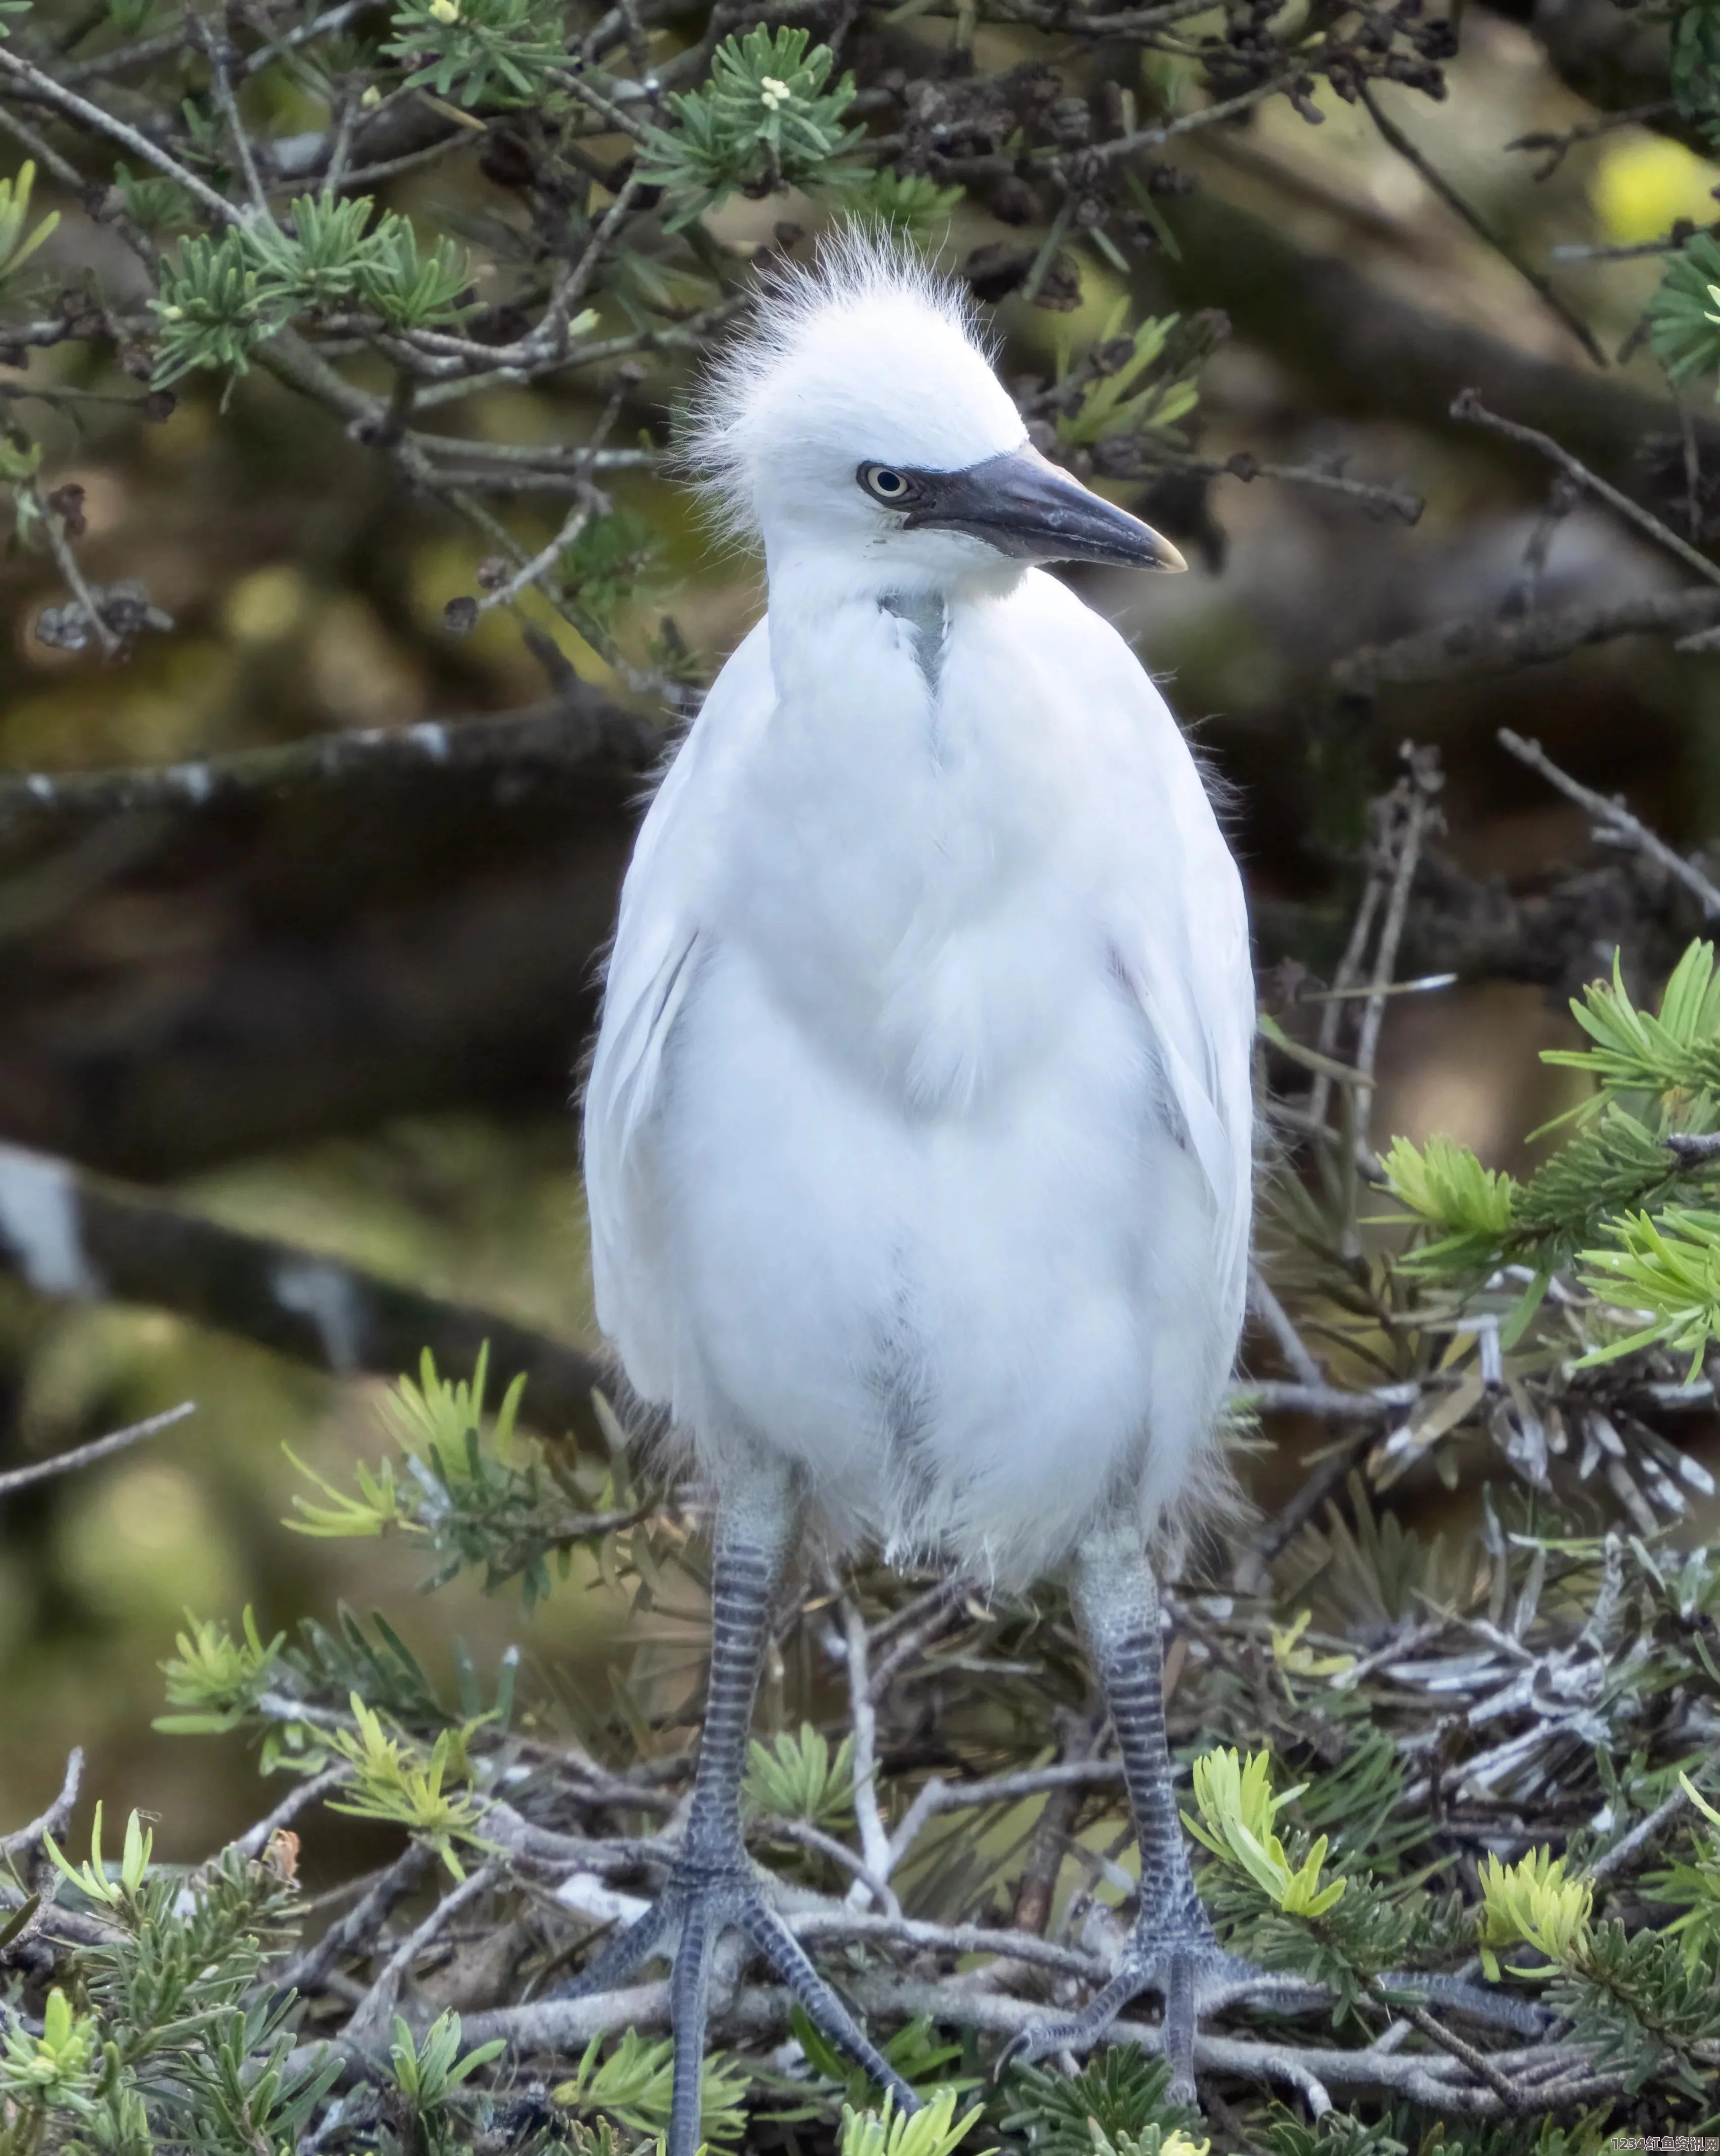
xmin=1184 ymin=1745 xmax=1348 ymax=1917
xmin=0 ymin=1986 xmax=97 ymax=2107
xmin=0 ymin=164 xmax=60 ymax=290
xmin=838 ymin=2090 xmax=983 ymax=2156
xmin=1673 ymin=0 xmax=1720 ymax=138
xmin=1577 ymin=1203 xmax=1720 ymax=1372
xmin=152 ymin=227 xmax=288 ymax=389
xmin=1053 ymin=299 xmax=1206 ymax=448
xmin=42 ymin=1803 xmax=153 ymax=1912
xmin=246 ymin=190 xmax=390 ymax=308
xmin=1081 ymin=2128 xmax=1212 ymax=2156
xmin=1265 ymin=2111 xmax=1406 ymax=2156
xmin=1645 ymin=1776 xmax=1720 ymax=1962
xmin=744 ymin=1723 xmax=856 ymax=1827
xmin=637 ymin=27 xmax=866 ymax=228
xmin=327 ymin=1691 xmax=495 ymax=1875
xmin=114 ymin=160 xmax=198 ymax=233
xmin=383 ymin=0 xmax=569 ymax=107
xmin=849 ymin=169 xmax=966 ymax=242
xmin=388 ymin=2011 xmax=507 ymax=2153
xmin=3 ymin=1820 xmax=339 ymax=2154
xmin=789 ymin=2008 xmax=973 ymax=2118
xmin=1551 ymin=1920 xmax=1720 ymax=2095
xmin=156 ymin=1604 xmax=286 ymax=1732
xmin=1544 ymin=940 xmax=1720 ymax=1103
xmin=1002 ymin=2052 xmax=1202 ymax=2154
xmin=288 ymin=1344 xmax=627 ymax=1605
xmin=1647 ymin=232 xmax=1720 ymax=388
xmin=152 ymin=198 xmax=476 ymax=390
xmin=1475 ymin=1848 xmax=1594 ymax=1979
xmin=358 ymin=211 xmax=478 ymax=329
xmin=552 ymin=2029 xmax=750 ymax=2144
xmin=1377 ymin=1130 xmax=1519 ymax=1271
xmin=1376 ymin=939 xmax=1720 ymax=1371
xmin=560 ymin=508 xmax=666 ymax=630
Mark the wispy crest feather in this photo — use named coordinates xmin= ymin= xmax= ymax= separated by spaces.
xmin=685 ymin=227 xmax=991 ymax=546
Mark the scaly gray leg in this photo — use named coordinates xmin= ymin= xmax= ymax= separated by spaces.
xmin=1007 ymin=1522 xmax=1256 ymax=2102
xmin=554 ymin=1452 xmax=919 ymax=2156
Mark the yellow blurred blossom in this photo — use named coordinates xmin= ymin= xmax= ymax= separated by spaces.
xmin=1591 ymin=133 xmax=1720 ymax=246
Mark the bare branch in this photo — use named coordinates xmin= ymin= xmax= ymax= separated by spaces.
xmin=1453 ymin=390 xmax=1720 ymax=592
xmin=1333 ymin=586 xmax=1720 ymax=693
xmin=0 ymin=1139 xmax=612 ymax=1447
xmin=1497 ymin=727 xmax=1720 ymax=918
xmin=0 ymin=1402 xmax=194 ymax=1499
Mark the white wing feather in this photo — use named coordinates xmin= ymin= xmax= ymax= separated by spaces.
xmin=1036 ymin=573 xmax=1254 ymax=1305
xmin=1114 ymin=783 xmax=1254 ymax=1295
xmin=582 ymin=618 xmax=774 ymax=1398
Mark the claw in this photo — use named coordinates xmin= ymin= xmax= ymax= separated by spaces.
xmin=554 ymin=1853 xmax=917 ymax=2156
xmin=999 ymin=1930 xmax=1270 ymax=2098
xmin=738 ymin=1902 xmax=923 ymax=2115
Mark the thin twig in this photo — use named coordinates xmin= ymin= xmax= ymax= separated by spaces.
xmin=342 ymin=1858 xmax=505 ymax=2047
xmin=761 ymin=1818 xmax=901 ymax=1918
xmin=839 ymin=1597 xmax=894 ymax=1905
xmin=1404 ymin=2002 xmax=1527 ymax=2114
xmin=1453 ymin=390 xmax=1720 ymax=593
xmin=1588 ymin=1780 xmax=1692 ymax=1886
xmin=1355 ymin=752 xmax=1440 ymax=1143
xmin=0 ymin=1749 xmax=82 ymax=1866
xmin=232 ymin=1765 xmax=350 ymax=1862
xmin=191 ymin=17 xmax=273 ymax=219
xmin=274 ymin=1847 xmax=436 ymax=1999
xmin=1333 ymin=585 xmax=1720 ymax=693
xmin=0 ymin=1402 xmax=195 ymax=1499
xmin=0 ymin=46 xmax=242 ymax=226
xmin=28 ymin=484 xmax=121 ymax=662
xmin=1359 ymin=86 xmax=1604 ymax=367
xmin=1498 ymin=728 xmax=1720 ymax=918
xmin=0 ymin=1138 xmax=611 ymax=1447
xmin=1248 ymin=1269 xmax=1324 ymax=1387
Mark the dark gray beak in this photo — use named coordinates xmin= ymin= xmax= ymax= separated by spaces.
xmin=902 ymin=446 xmax=1187 ymax=572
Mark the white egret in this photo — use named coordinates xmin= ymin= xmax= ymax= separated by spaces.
xmin=576 ymin=234 xmax=1256 ymax=2150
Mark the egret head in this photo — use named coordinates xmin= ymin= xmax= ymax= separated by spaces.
xmin=691 ymin=232 xmax=1185 ymax=591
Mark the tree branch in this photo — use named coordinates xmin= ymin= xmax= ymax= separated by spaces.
xmin=0 ymin=1139 xmax=612 ymax=1446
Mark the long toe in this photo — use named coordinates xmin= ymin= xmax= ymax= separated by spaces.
xmin=1000 ymin=1968 xmax=1147 ymax=2070
xmin=737 ymin=1900 xmax=923 ymax=2115
xmin=552 ymin=1855 xmax=919 ymax=2143
xmin=667 ymin=1903 xmax=719 ymax=2156
xmin=551 ymin=1895 xmax=675 ymax=2002
xmin=1000 ymin=1934 xmax=1270 ymax=2089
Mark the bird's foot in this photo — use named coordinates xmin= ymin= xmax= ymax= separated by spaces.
xmin=1002 ymin=1914 xmax=1263 ymax=2106
xmin=556 ymin=1843 xmax=920 ymax=2156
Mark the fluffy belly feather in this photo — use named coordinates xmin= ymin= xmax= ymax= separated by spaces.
xmin=643 ymin=935 xmax=1232 ymax=1585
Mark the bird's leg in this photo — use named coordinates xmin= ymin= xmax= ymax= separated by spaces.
xmin=555 ymin=1451 xmax=919 ymax=2156
xmin=1007 ymin=1523 xmax=1255 ymax=2102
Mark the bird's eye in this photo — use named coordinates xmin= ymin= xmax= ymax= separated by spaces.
xmin=860 ymin=464 xmax=914 ymax=504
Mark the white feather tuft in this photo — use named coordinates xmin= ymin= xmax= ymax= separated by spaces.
xmin=685 ymin=225 xmax=1011 ymax=547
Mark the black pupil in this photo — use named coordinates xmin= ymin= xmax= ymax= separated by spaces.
xmin=874 ymin=470 xmax=903 ymax=496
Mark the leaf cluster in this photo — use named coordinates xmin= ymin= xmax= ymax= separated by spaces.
xmin=3 ymin=1821 xmax=339 ymax=2155
xmin=636 ymin=26 xmax=867 ymax=227
xmin=153 ymin=195 xmax=475 ymax=389
xmin=552 ymin=2028 xmax=750 ymax=2145
xmin=1379 ymin=940 xmax=1720 ymax=1366
xmin=289 ymin=1344 xmax=635 ymax=1606
xmin=382 ymin=0 xmax=570 ymax=106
